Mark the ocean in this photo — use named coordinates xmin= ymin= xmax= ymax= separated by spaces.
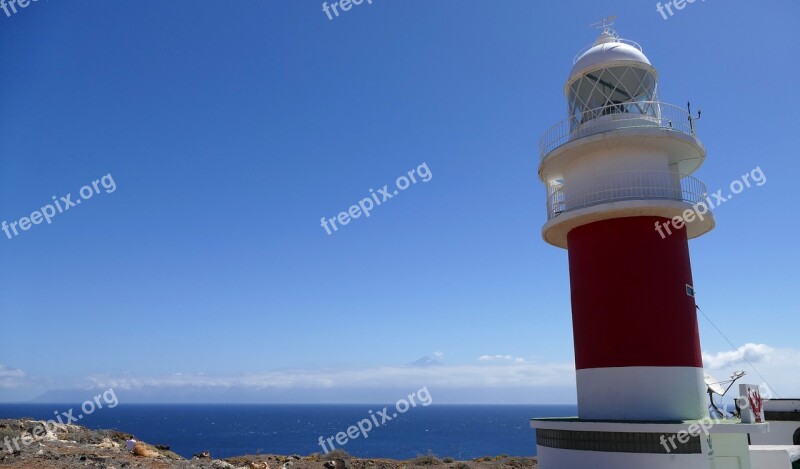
xmin=0 ymin=404 xmax=576 ymax=460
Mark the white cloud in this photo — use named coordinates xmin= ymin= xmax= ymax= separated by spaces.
xmin=702 ymin=343 xmax=774 ymax=369
xmin=0 ymin=364 xmax=27 ymax=388
xmin=82 ymin=346 xmax=794 ymax=400
xmin=702 ymin=344 xmax=800 ymax=398
xmin=478 ymin=354 xmax=526 ymax=363
xmin=85 ymin=360 xmax=574 ymax=391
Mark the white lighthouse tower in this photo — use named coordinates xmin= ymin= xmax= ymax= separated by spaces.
xmin=530 ymin=19 xmax=768 ymax=469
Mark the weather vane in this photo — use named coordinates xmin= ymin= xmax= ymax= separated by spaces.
xmin=589 ymin=15 xmax=617 ymax=35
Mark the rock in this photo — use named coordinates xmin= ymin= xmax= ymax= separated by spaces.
xmin=324 ymin=461 xmax=337 ymax=469
xmin=194 ymin=450 xmax=213 ymax=459
xmin=155 ymin=444 xmax=171 ymax=451
xmin=249 ymin=463 xmax=270 ymax=469
xmin=211 ymin=460 xmax=235 ymax=468
xmin=132 ymin=441 xmax=161 ymax=458
xmin=290 ymin=454 xmax=301 ymax=460
xmin=95 ymin=437 xmax=120 ymax=449
xmin=336 ymin=458 xmax=352 ymax=469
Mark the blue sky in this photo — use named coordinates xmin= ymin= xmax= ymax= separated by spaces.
xmin=1 ymin=0 xmax=798 ymax=403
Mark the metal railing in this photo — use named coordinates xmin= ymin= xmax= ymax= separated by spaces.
xmin=539 ymin=101 xmax=696 ymax=160
xmin=546 ymin=170 xmax=708 ymax=221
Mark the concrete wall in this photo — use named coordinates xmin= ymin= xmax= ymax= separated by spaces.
xmin=711 ymin=433 xmax=752 ymax=469
xmin=749 ymin=446 xmax=798 ymax=469
xmin=536 ymin=446 xmax=713 ymax=469
xmin=750 ymin=422 xmax=800 ymax=445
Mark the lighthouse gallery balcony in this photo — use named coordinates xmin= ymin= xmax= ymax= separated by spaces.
xmin=539 ymin=101 xmax=697 ymax=161
xmin=546 ymin=170 xmax=708 ymax=221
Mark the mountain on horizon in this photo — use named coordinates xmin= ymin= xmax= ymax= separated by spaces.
xmin=409 ymin=356 xmax=444 ymax=367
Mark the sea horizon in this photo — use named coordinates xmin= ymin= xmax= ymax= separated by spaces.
xmin=0 ymin=403 xmax=578 ymax=459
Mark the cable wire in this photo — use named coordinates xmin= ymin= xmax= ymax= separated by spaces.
xmin=696 ymin=304 xmax=780 ymax=398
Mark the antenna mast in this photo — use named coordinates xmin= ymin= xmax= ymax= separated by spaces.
xmin=589 ymin=15 xmax=618 ymax=37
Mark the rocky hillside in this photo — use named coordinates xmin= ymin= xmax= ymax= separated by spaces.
xmin=0 ymin=419 xmax=538 ymax=469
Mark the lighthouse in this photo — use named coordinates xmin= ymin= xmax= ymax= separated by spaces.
xmin=530 ymin=19 xmax=767 ymax=469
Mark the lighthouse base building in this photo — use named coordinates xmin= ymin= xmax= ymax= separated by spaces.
xmin=531 ymin=419 xmax=766 ymax=469
xmin=530 ymin=22 xmax=768 ymax=469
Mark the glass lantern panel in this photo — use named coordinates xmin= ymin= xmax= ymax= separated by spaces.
xmin=567 ymin=65 xmax=658 ymax=126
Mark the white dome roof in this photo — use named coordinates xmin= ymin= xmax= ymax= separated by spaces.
xmin=569 ymin=33 xmax=652 ymax=81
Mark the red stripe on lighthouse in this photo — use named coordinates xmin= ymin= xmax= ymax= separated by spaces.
xmin=567 ymin=216 xmax=703 ymax=370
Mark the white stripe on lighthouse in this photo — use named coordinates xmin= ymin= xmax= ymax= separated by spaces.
xmin=576 ymin=366 xmax=708 ymax=420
